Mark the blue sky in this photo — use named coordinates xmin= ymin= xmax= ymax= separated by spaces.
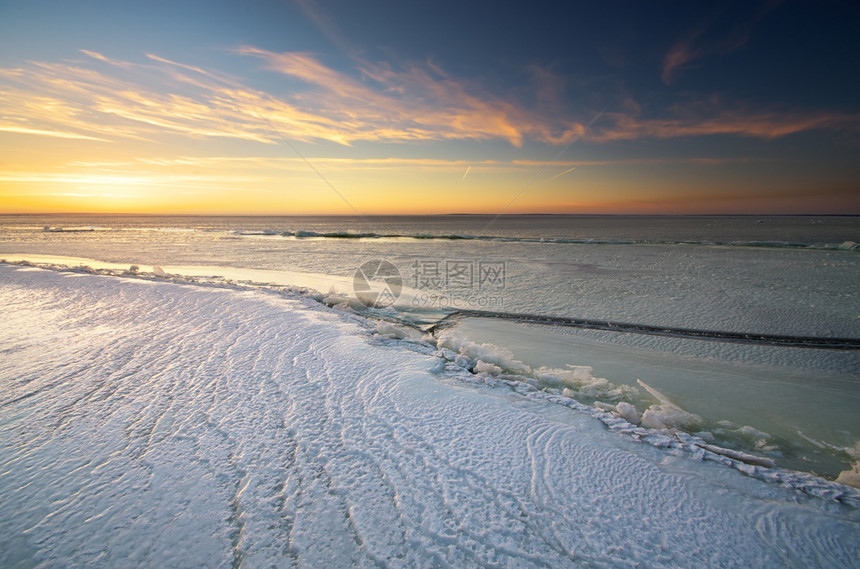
xmin=1 ymin=0 xmax=859 ymax=214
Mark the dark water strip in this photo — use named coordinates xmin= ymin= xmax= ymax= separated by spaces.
xmin=227 ymin=229 xmax=860 ymax=251
xmin=427 ymin=310 xmax=860 ymax=350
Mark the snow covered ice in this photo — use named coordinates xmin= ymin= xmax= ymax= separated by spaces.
xmin=1 ymin=264 xmax=859 ymax=568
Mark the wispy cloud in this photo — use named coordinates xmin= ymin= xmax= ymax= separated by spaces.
xmin=1 ymin=45 xmax=855 ymax=153
xmin=0 ymin=47 xmax=587 ymax=148
xmin=76 ymin=155 xmax=757 ymax=171
xmin=237 ymin=46 xmax=584 ymax=146
xmin=662 ymin=0 xmax=783 ymax=84
xmin=592 ymin=105 xmax=860 ymax=141
xmin=4 ymin=155 xmax=754 ymax=192
xmin=0 ymin=125 xmax=108 ymax=141
xmin=2 ymin=192 xmax=139 ymax=198
xmin=0 ymin=51 xmax=341 ymax=145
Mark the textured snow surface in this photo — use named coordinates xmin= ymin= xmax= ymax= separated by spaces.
xmin=1 ymin=265 xmax=858 ymax=569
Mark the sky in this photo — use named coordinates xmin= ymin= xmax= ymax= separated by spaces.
xmin=1 ymin=0 xmax=859 ymax=215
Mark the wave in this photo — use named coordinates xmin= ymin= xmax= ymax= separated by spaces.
xmin=42 ymin=225 xmax=104 ymax=232
xmin=232 ymin=229 xmax=860 ymax=250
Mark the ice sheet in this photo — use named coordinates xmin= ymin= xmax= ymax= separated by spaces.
xmin=1 ymin=264 xmax=859 ymax=568
xmin=0 ymin=254 xmax=354 ymax=296
xmin=0 ymin=254 xmax=444 ymax=320
xmin=4 ymin=215 xmax=860 ymax=338
xmin=447 ymin=317 xmax=860 ymax=479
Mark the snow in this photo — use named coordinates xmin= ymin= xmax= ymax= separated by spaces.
xmin=448 ymin=316 xmax=860 ymax=479
xmin=1 ymin=264 xmax=859 ymax=568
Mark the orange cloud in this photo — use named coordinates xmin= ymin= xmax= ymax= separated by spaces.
xmin=1 ymin=46 xmax=856 ymax=155
xmin=236 ymin=46 xmax=553 ymax=146
xmin=591 ymin=108 xmax=860 ymax=141
xmin=0 ymin=125 xmax=107 ymax=141
xmin=0 ymin=51 xmax=354 ymax=146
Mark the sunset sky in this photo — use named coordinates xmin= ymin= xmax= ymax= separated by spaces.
xmin=1 ymin=0 xmax=859 ymax=215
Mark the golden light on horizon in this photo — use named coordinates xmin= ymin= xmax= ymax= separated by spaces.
xmin=1 ymin=45 xmax=858 ymax=215
xmin=3 ymin=152 xmax=858 ymax=215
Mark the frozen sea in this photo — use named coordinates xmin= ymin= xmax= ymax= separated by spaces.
xmin=1 ymin=214 xmax=859 ymax=567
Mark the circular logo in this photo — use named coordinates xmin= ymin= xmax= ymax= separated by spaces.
xmin=353 ymin=260 xmax=402 ymax=308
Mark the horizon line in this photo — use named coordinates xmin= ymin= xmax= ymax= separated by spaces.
xmin=2 ymin=211 xmax=859 ymax=217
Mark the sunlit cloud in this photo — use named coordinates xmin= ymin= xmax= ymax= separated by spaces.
xmin=2 ymin=154 xmax=760 ymax=212
xmin=0 ymin=170 xmax=266 ymax=186
xmin=0 ymin=47 xmax=588 ymax=148
xmin=61 ymin=155 xmax=759 ymax=175
xmin=3 ymin=192 xmax=138 ymax=198
xmin=1 ymin=46 xmax=855 ymax=154
xmin=0 ymin=51 xmax=323 ymax=145
xmin=591 ymin=108 xmax=860 ymax=141
xmin=0 ymin=125 xmax=107 ymax=141
xmin=512 ymin=157 xmax=755 ymax=167
xmin=236 ymin=46 xmax=581 ymax=146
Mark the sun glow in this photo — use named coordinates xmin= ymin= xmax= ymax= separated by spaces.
xmin=1 ymin=25 xmax=858 ymax=214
